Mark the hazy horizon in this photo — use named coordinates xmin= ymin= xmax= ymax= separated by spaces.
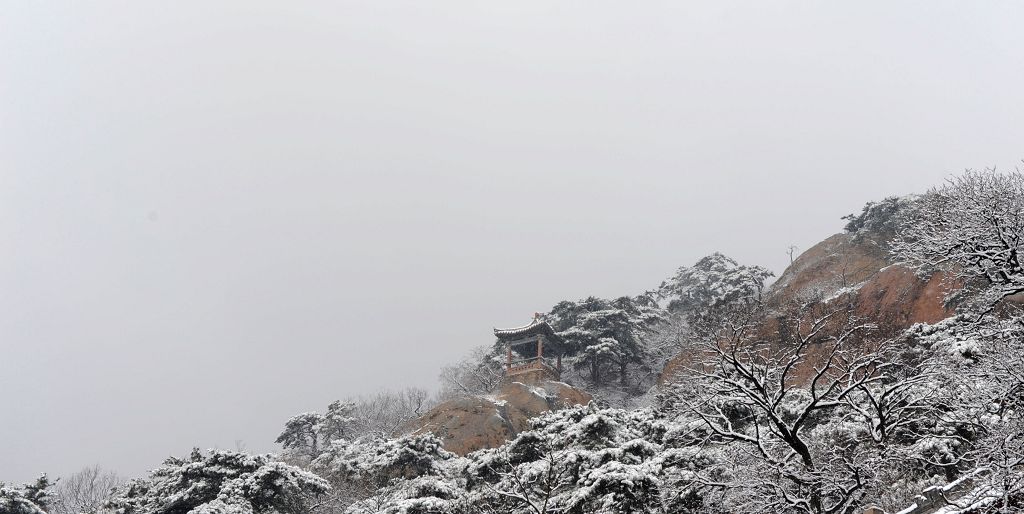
xmin=4 ymin=1 xmax=1024 ymax=482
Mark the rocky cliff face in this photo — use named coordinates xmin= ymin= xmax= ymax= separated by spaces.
xmin=410 ymin=380 xmax=591 ymax=456
xmin=660 ymin=227 xmax=957 ymax=384
xmin=769 ymin=231 xmax=954 ymax=328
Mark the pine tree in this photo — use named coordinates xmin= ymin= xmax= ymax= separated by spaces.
xmin=105 ymin=450 xmax=328 ymax=514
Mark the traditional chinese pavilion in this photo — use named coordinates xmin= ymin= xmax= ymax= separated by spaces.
xmin=494 ymin=315 xmax=568 ymax=380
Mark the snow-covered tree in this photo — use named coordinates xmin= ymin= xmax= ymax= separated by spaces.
xmin=308 ymin=434 xmax=456 ymax=513
xmin=278 ymin=392 xmax=435 ymax=464
xmin=277 ymin=392 xmax=437 ymax=464
xmin=898 ymin=315 xmax=1024 ymax=511
xmin=462 ymin=405 xmax=677 ymax=514
xmin=546 ymin=296 xmax=665 ymax=386
xmin=842 ymin=195 xmax=916 ymax=244
xmin=343 ymin=475 xmax=466 ymax=514
xmin=349 ymin=389 xmax=435 ymax=438
xmin=0 ymin=487 xmax=46 ymax=514
xmin=51 ymin=465 xmax=121 ymax=514
xmin=321 ymin=401 xmax=359 ymax=445
xmin=312 ymin=434 xmax=454 ymax=488
xmin=106 ymin=449 xmax=328 ymax=514
xmin=277 ymin=412 xmax=331 ymax=462
xmin=438 ymin=346 xmax=505 ymax=400
xmin=889 ymin=318 xmax=1024 ymax=512
xmin=893 ymin=169 xmax=1024 ymax=316
xmin=888 ymin=169 xmax=1024 ymax=509
xmin=0 ymin=476 xmax=53 ymax=514
xmin=658 ymin=300 xmax=941 ymax=514
xmin=659 ymin=253 xmax=774 ymax=316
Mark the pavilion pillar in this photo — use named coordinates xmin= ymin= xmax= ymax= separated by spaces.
xmin=507 ymin=345 xmax=512 ymax=370
xmin=537 ymin=336 xmax=543 ymax=359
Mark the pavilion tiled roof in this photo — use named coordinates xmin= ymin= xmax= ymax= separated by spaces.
xmin=493 ymin=319 xmax=563 ymax=342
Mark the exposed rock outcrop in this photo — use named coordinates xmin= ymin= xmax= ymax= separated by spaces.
xmin=770 ymin=233 xmax=889 ymax=306
xmin=660 ymin=227 xmax=957 ymax=385
xmin=769 ymin=231 xmax=954 ymax=328
xmin=410 ymin=380 xmax=591 ymax=455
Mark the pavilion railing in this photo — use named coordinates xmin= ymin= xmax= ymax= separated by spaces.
xmin=506 ymin=356 xmax=561 ymax=376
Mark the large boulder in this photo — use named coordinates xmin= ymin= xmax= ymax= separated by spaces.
xmin=410 ymin=380 xmax=592 ymax=455
xmin=769 ymin=231 xmax=954 ymax=328
xmin=770 ymin=233 xmax=888 ymax=305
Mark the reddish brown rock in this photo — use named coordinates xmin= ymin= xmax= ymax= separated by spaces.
xmin=659 ymin=230 xmax=958 ymax=385
xmin=659 ymin=353 xmax=691 ymax=386
xmin=850 ymin=266 xmax=953 ymax=328
xmin=770 ymin=233 xmax=889 ymax=306
xmin=769 ymin=231 xmax=956 ymax=330
xmin=411 ymin=380 xmax=592 ymax=455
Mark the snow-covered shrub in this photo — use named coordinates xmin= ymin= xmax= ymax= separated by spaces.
xmin=455 ymin=405 xmax=719 ymax=513
xmin=545 ymin=295 xmax=666 ymax=389
xmin=893 ymin=169 xmax=1024 ymax=315
xmin=342 ymin=476 xmax=466 ymax=514
xmin=105 ymin=449 xmax=328 ymax=514
xmin=277 ymin=391 xmax=438 ymax=465
xmin=312 ymin=434 xmax=455 ymax=492
xmin=0 ymin=476 xmax=52 ymax=514
xmin=659 ymin=253 xmax=773 ymax=316
xmin=437 ymin=346 xmax=505 ymax=400
xmin=50 ymin=465 xmax=121 ymax=514
xmin=842 ymin=195 xmax=916 ymax=242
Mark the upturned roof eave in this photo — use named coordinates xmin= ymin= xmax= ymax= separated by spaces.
xmin=493 ymin=320 xmax=565 ymax=344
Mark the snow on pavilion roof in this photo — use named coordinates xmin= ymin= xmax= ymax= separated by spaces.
xmin=493 ymin=319 xmax=563 ymax=343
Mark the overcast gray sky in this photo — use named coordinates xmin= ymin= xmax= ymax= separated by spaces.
xmin=2 ymin=1 xmax=1023 ymax=482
